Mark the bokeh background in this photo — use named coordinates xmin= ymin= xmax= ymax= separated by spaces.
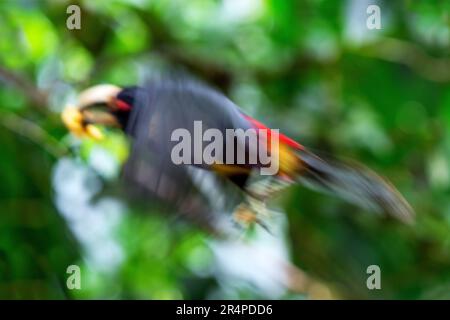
xmin=0 ymin=0 xmax=449 ymax=299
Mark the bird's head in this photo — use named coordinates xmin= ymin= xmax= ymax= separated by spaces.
xmin=62 ymin=84 xmax=135 ymax=140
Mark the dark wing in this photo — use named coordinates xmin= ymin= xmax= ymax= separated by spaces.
xmin=121 ymin=77 xmax=254 ymax=231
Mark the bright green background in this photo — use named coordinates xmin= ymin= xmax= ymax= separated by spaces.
xmin=0 ymin=0 xmax=449 ymax=299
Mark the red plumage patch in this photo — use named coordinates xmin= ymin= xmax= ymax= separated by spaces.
xmin=243 ymin=115 xmax=303 ymax=150
xmin=116 ymin=99 xmax=131 ymax=111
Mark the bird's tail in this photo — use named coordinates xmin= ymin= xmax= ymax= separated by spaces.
xmin=293 ymin=149 xmax=414 ymax=223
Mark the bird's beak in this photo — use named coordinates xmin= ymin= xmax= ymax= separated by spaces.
xmin=77 ymin=84 xmax=122 ymax=110
xmin=61 ymin=84 xmax=122 ymax=141
xmin=61 ymin=106 xmax=104 ymax=140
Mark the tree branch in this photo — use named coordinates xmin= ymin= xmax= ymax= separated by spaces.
xmin=0 ymin=112 xmax=68 ymax=158
xmin=0 ymin=65 xmax=48 ymax=109
xmin=356 ymin=37 xmax=450 ymax=83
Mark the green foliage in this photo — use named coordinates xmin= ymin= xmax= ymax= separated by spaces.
xmin=0 ymin=0 xmax=449 ymax=299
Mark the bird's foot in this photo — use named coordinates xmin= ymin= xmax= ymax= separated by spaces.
xmin=232 ymin=201 xmax=273 ymax=234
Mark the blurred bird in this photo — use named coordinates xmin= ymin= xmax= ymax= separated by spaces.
xmin=62 ymin=77 xmax=414 ymax=233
